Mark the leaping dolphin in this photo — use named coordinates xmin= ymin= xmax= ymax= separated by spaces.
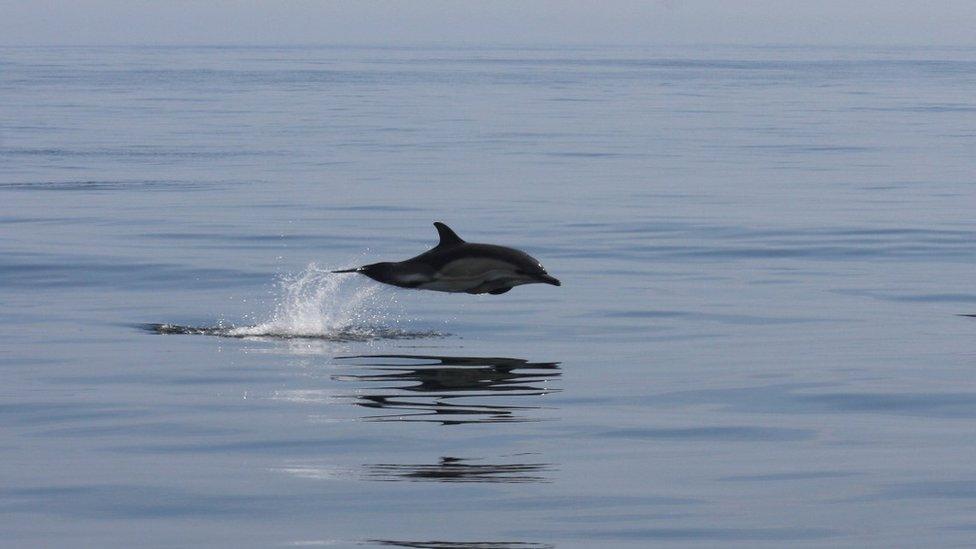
xmin=332 ymin=222 xmax=561 ymax=295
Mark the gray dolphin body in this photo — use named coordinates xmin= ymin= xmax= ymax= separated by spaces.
xmin=332 ymin=222 xmax=561 ymax=295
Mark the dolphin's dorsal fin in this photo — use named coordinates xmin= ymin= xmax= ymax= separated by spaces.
xmin=433 ymin=222 xmax=465 ymax=248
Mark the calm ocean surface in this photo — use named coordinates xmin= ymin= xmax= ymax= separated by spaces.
xmin=2 ymin=44 xmax=976 ymax=547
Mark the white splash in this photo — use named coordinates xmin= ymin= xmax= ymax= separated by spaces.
xmin=184 ymin=263 xmax=446 ymax=342
xmin=150 ymin=263 xmax=448 ymax=341
xmin=225 ymin=263 xmax=383 ymax=339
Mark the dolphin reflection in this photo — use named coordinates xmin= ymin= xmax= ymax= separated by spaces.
xmin=366 ymin=540 xmax=554 ymax=549
xmin=364 ymin=455 xmax=552 ymax=484
xmin=333 ymin=355 xmax=561 ymax=425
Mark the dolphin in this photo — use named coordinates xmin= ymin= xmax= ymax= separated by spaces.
xmin=332 ymin=222 xmax=561 ymax=295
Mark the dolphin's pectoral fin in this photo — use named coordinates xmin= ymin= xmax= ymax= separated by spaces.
xmin=433 ymin=222 xmax=465 ymax=248
xmin=488 ymin=287 xmax=512 ymax=295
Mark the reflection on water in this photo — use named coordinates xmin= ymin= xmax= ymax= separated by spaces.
xmin=363 ymin=455 xmax=553 ymax=484
xmin=366 ymin=541 xmax=554 ymax=549
xmin=333 ymin=355 xmax=561 ymax=425
xmin=276 ymin=455 xmax=553 ymax=484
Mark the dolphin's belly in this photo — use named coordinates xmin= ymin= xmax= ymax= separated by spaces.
xmin=419 ymin=271 xmax=515 ymax=292
xmin=419 ymin=259 xmax=524 ymax=293
xmin=438 ymin=258 xmax=516 ymax=278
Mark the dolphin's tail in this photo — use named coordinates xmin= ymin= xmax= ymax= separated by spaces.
xmin=331 ymin=267 xmax=361 ymax=274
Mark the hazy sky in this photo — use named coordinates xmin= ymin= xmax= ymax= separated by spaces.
xmin=2 ymin=1 xmax=975 ymax=47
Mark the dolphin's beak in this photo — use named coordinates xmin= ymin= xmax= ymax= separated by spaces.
xmin=537 ymin=274 xmax=561 ymax=286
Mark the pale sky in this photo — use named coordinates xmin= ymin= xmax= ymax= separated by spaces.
xmin=2 ymin=1 xmax=975 ymax=47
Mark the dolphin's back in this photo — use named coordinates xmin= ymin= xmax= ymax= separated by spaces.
xmin=409 ymin=243 xmax=540 ymax=272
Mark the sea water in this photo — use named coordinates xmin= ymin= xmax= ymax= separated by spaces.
xmin=2 ymin=44 xmax=976 ymax=547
